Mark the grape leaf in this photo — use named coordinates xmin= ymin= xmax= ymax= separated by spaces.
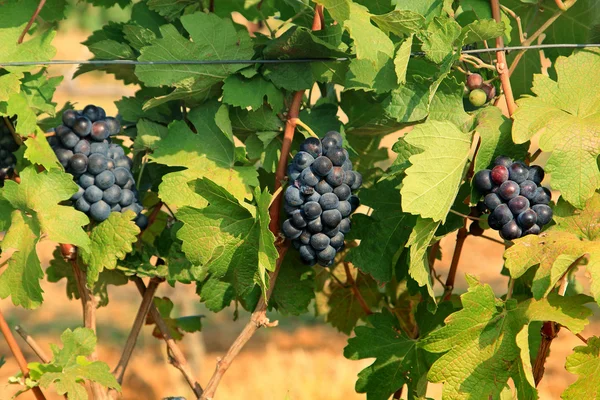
xmin=315 ymin=264 xmax=382 ymax=334
xmin=80 ymin=212 xmax=140 ymax=286
xmin=262 ymin=25 xmax=347 ymax=59
xmin=20 ymin=71 xmax=63 ymax=116
xmin=401 ymin=120 xmax=473 ymax=222
xmin=0 ymin=210 xmax=43 ymax=308
xmin=423 ymin=276 xmax=592 ymax=399
xmin=24 ymin=129 xmax=62 ymax=171
xmin=150 ymin=103 xmax=258 ymax=208
xmin=314 ymin=0 xmax=351 ymax=21
xmin=2 ymin=167 xmax=90 ymax=250
xmin=345 ymin=55 xmax=397 ymax=94
xmin=147 ymin=297 xmax=203 ymax=341
xmin=345 ymin=3 xmax=395 ymax=63
xmin=394 ymin=0 xmax=450 ymax=22
xmin=270 ymin=252 xmax=315 ymax=316
xmin=406 ymin=217 xmax=439 ymax=300
xmin=133 ymin=118 xmax=168 ymax=152
xmin=4 ymin=92 xmax=38 ymax=136
xmin=346 ymin=178 xmax=416 ymax=283
xmin=394 ymin=35 xmax=413 ymax=85
xmin=427 ymin=77 xmax=472 ymax=131
xmin=147 ymin=0 xmax=200 ymax=20
xmin=344 ymin=304 xmax=453 ymax=400
xmin=418 ymin=17 xmax=462 ymax=64
xmin=135 ymin=12 xmax=253 ymax=93
xmin=512 ymin=49 xmax=600 ymax=208
xmin=29 ymin=328 xmax=120 ymax=399
xmin=563 ymin=336 xmax=600 ymax=399
xmin=372 ymin=10 xmax=425 ymax=36
xmin=176 ymin=179 xmax=277 ymax=298
xmin=195 ymin=278 xmax=235 ymax=312
xmin=459 ymin=19 xmax=505 ymax=44
xmin=222 ymin=74 xmax=284 ymax=111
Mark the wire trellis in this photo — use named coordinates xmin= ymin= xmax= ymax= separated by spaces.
xmin=0 ymin=43 xmax=599 ymax=67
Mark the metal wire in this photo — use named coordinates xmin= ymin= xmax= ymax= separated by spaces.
xmin=0 ymin=43 xmax=598 ymax=66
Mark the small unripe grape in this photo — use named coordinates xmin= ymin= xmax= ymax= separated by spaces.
xmin=469 ymin=89 xmax=488 ymax=107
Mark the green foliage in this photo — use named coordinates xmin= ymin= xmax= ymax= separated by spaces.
xmin=0 ymin=0 xmax=599 ymax=399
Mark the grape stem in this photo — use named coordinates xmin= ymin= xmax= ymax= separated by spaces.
xmin=199 ymin=6 xmax=324 ymax=400
xmin=109 ymin=278 xmax=162 ymax=399
xmin=500 ymin=5 xmax=525 ymax=44
xmin=133 ymin=277 xmax=204 ymax=397
xmin=449 ymin=209 xmax=482 ymax=221
xmin=0 ymin=308 xmax=47 ymax=400
xmin=289 ymin=117 xmax=319 ymax=139
xmin=490 ymin=0 xmax=517 ymax=116
xmin=343 ymin=262 xmax=373 ymax=316
xmin=459 ymin=54 xmax=496 ymax=71
xmin=17 ymin=0 xmax=46 ymax=44
xmin=3 ymin=117 xmax=22 ymax=146
xmin=532 ymin=254 xmax=586 ymax=385
xmin=14 ymin=325 xmax=51 ymax=363
xmin=443 ymin=224 xmax=468 ymax=301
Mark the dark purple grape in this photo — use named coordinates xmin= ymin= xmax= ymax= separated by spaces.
xmin=88 ymin=154 xmax=108 ymax=175
xmin=508 ymin=195 xmax=530 ymax=215
xmin=319 ymin=193 xmax=339 ymax=210
xmin=321 ymin=136 xmax=337 ymax=154
xmin=60 ymin=132 xmax=80 ymax=148
xmin=90 ymin=142 xmax=109 ymax=156
xmin=299 ymin=137 xmax=322 ymax=158
xmin=317 ymin=245 xmax=336 ymax=262
xmin=498 ymin=181 xmax=520 ymax=200
xmin=102 ymin=185 xmax=122 ymax=205
xmin=55 ymin=148 xmax=73 ymax=168
xmin=74 ymin=140 xmax=91 ymax=156
xmin=324 ymin=131 xmax=343 ymax=146
xmin=473 ymin=169 xmax=493 ymax=193
xmin=299 ymin=231 xmax=311 ymax=245
xmin=484 ymin=193 xmax=502 ymax=210
xmin=84 ymin=185 xmax=103 ymax=203
xmin=282 ymin=219 xmax=302 ymax=239
xmin=311 ymin=233 xmax=330 ymax=251
xmin=524 ymin=225 xmax=541 ymax=236
xmin=491 ymin=165 xmax=509 ymax=185
xmin=494 ymin=156 xmax=513 ymax=168
xmin=469 ymin=221 xmax=484 ymax=236
xmin=290 ymin=210 xmax=307 ymax=228
xmin=305 ymin=191 xmax=321 ymax=203
xmin=466 ymin=73 xmax=483 ymax=90
xmin=111 ymin=204 xmax=122 ymax=212
xmin=91 ymin=121 xmax=110 ymax=142
xmin=327 ymin=147 xmax=346 ymax=166
xmin=532 ymin=187 xmax=551 ymax=205
xmin=311 ymin=156 xmax=333 ymax=176
xmin=325 ymin=167 xmax=344 ymax=187
xmin=293 ymin=151 xmax=314 ymax=170
xmin=491 ymin=204 xmax=513 ymax=226
xmin=341 ymin=158 xmax=353 ymax=171
xmin=119 ymin=189 xmax=135 ymax=207
xmin=114 ymin=156 xmax=132 ymax=169
xmin=342 ymin=169 xmax=356 ymax=187
xmin=135 ymin=213 xmax=148 ymax=229
xmin=285 ymin=186 xmax=304 ymax=206
xmin=337 ymin=200 xmax=351 ymax=217
xmin=508 ymin=162 xmax=529 ymax=183
xmin=73 ymin=117 xmax=92 ymax=137
xmin=303 ymin=201 xmax=322 ymax=219
xmin=500 ymin=220 xmax=522 ymax=240
xmin=62 ymin=110 xmax=79 ymax=128
xmin=339 ymin=218 xmax=351 ymax=234
xmin=287 ymin=164 xmax=301 ymax=181
xmin=330 ymin=232 xmax=344 ymax=249
xmin=105 ymin=117 xmax=121 ymax=136
xmin=532 ymin=204 xmax=553 ymax=225
xmin=323 ymin=224 xmax=340 ymax=237
xmin=315 ymin=180 xmax=333 ymax=194
xmin=348 ymin=195 xmax=360 ymax=213
xmin=300 ymin=168 xmax=319 ymax=186
xmin=333 ymin=184 xmax=351 ymax=201
xmin=69 ymin=153 xmax=88 ymax=174
xmin=517 ymin=209 xmax=537 ymax=230
xmin=519 ymin=180 xmax=537 ymax=201
xmin=90 ymin=200 xmax=111 ymax=222
xmin=75 ymin=197 xmax=91 ymax=213
xmin=79 ymin=173 xmax=95 ymax=189
xmin=307 ymin=216 xmax=323 ymax=233
xmin=71 ymin=186 xmax=85 ymax=201
xmin=528 ymin=165 xmax=545 ymax=184
xmin=299 ymin=245 xmax=316 ymax=264
xmin=350 ymin=171 xmax=362 ymax=190
xmin=83 ymin=105 xmax=101 ymax=122
xmin=322 ymin=209 xmax=342 ymax=227
xmin=113 ymin=167 xmax=132 ymax=187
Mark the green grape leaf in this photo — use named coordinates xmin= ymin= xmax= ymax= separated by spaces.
xmin=0 ymin=73 xmax=22 ymax=103
xmin=394 ymin=0 xmax=450 ymax=22
xmin=196 ymin=278 xmax=235 ymax=312
xmin=506 ymin=194 xmax=600 ymax=304
xmin=401 ymin=120 xmax=472 ymax=222
xmin=394 ymin=35 xmax=413 ymax=85
xmin=133 ymin=118 xmax=168 ymax=152
xmin=428 ymin=77 xmax=472 ymax=131
xmin=345 ymin=304 xmax=453 ymax=400
xmin=30 ymin=328 xmax=120 ymax=399
xmin=345 ymin=3 xmax=395 ymax=64
xmin=147 ymin=0 xmax=200 ymax=20
xmin=135 ymin=12 xmax=253 ymax=93
xmin=314 ymin=0 xmax=351 ymax=22
xmin=563 ymin=336 xmax=600 ymax=399
xmin=177 ymin=179 xmax=277 ymax=297
xmin=147 ymin=297 xmax=203 ymax=341
xmin=80 ymin=212 xmax=140 ymax=286
xmin=3 ymin=167 xmax=90 ymax=250
xmin=512 ymin=48 xmax=600 ymax=208
xmin=4 ymin=92 xmax=38 ymax=136
xmin=263 ymin=25 xmax=347 ymax=59
xmin=459 ymin=19 xmax=505 ymax=44
xmin=345 ymin=54 xmax=397 ymax=94
xmin=423 ymin=277 xmax=592 ymax=399
xmin=222 ymin=74 xmax=284 ymax=111
xmin=346 ymin=178 xmax=416 ymax=283
xmin=150 ymin=102 xmax=258 ymax=208
xmin=20 ymin=71 xmax=63 ymax=116
xmin=418 ymin=17 xmax=462 ymax=64
xmin=263 ymin=62 xmax=315 ymax=91
xmin=0 ymin=210 xmax=43 ymax=309
xmin=270 ymin=253 xmax=315 ymax=316
xmin=406 ymin=217 xmax=439 ymax=300
xmin=24 ymin=129 xmax=61 ymax=170
xmin=372 ymin=10 xmax=425 ymax=36
xmin=315 ymin=264 xmax=383 ymax=334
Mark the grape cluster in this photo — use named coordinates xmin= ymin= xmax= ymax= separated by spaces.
xmin=49 ymin=105 xmax=147 ymax=228
xmin=0 ymin=117 xmax=18 ymax=186
xmin=473 ymin=156 xmax=553 ymax=240
xmin=282 ymin=131 xmax=362 ymax=266
xmin=465 ymin=73 xmax=495 ymax=108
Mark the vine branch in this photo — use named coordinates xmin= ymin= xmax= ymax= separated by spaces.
xmin=15 ymin=325 xmax=50 ymax=363
xmin=443 ymin=224 xmax=468 ymax=300
xmin=343 ymin=262 xmax=373 ymax=316
xmin=199 ymin=7 xmax=324 ymax=399
xmin=490 ymin=0 xmax=517 ymax=116
xmin=133 ymin=277 xmax=204 ymax=397
xmin=533 ymin=255 xmax=585 ymax=385
xmin=17 ymin=0 xmax=47 ymax=44
xmin=0 ymin=308 xmax=46 ymax=400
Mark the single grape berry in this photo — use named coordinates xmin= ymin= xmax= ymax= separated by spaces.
xmin=324 ymin=131 xmax=343 ymax=147
xmin=83 ymin=105 xmax=101 ymax=122
xmin=484 ymin=193 xmax=502 ymax=211
xmin=469 ymin=89 xmax=487 ymax=107
xmin=330 ymin=232 xmax=345 ymax=249
xmin=311 ymin=156 xmax=333 ymax=176
xmin=333 ymin=184 xmax=351 ymax=201
xmin=473 ymin=169 xmax=493 ymax=193
xmin=84 ymin=185 xmax=103 ymax=203
xmin=321 ymin=136 xmax=337 ymax=155
xmin=91 ymin=121 xmax=110 ymax=141
xmin=282 ymin=219 xmax=302 ymax=239
xmin=337 ymin=200 xmax=352 ymax=217
xmin=307 ymin=217 xmax=323 ymax=233
xmin=299 ymin=246 xmax=316 ymax=265
xmin=481 ymin=83 xmax=496 ymax=101
xmin=322 ymin=209 xmax=342 ymax=227
xmin=317 ymin=246 xmax=336 ymax=263
xmin=528 ymin=165 xmax=545 ymax=184
xmin=315 ymin=180 xmax=333 ymax=195
xmin=494 ymin=156 xmax=513 ymax=168
xmin=508 ymin=162 xmax=529 ymax=183
xmin=285 ymin=186 xmax=304 ymax=207
xmin=69 ymin=153 xmax=88 ymax=174
xmin=524 ymin=225 xmax=541 ymax=236
xmin=469 ymin=221 xmax=485 ymax=236
xmin=491 ymin=203 xmax=513 ymax=226
xmin=299 ymin=137 xmax=322 ymax=158
xmin=532 ymin=187 xmax=551 ymax=205
xmin=104 ymin=117 xmax=121 ymax=136
xmin=290 ymin=210 xmax=307 ymax=228
xmin=500 ymin=220 xmax=522 ymax=241
xmin=466 ymin=73 xmax=483 ymax=90
xmin=517 ymin=209 xmax=537 ymax=230
xmin=327 ymin=147 xmax=347 ymax=166
xmin=519 ymin=180 xmax=537 ymax=201
xmin=62 ymin=110 xmax=79 ymax=128
xmin=303 ymin=201 xmax=322 ymax=219
xmin=508 ymin=195 xmax=530 ymax=215
xmin=532 ymin=204 xmax=553 ymax=226
xmin=293 ymin=151 xmax=314 ymax=170
xmin=319 ymin=193 xmax=339 ymax=210
xmin=498 ymin=181 xmax=520 ymax=200
xmin=72 ymin=117 xmax=92 ymax=137
xmin=300 ymin=168 xmax=319 ymax=187
xmin=491 ymin=165 xmax=509 ymax=185
xmin=90 ymin=200 xmax=111 ymax=222
xmin=103 ymin=185 xmax=122 ymax=205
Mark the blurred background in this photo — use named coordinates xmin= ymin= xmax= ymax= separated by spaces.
xmin=0 ymin=2 xmax=597 ymax=399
